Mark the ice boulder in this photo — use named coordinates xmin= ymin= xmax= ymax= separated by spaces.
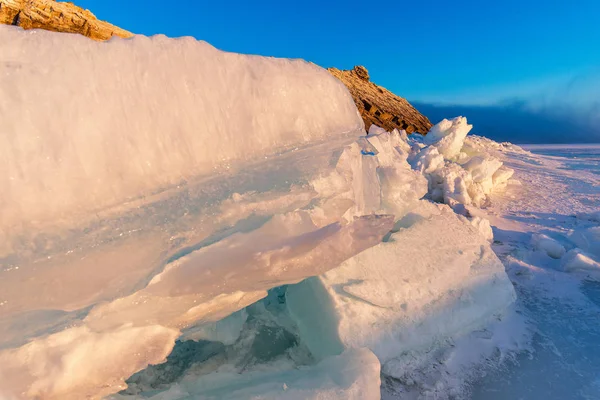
xmin=492 ymin=165 xmax=515 ymax=188
xmin=286 ymin=206 xmax=516 ymax=364
xmin=462 ymin=155 xmax=503 ymax=184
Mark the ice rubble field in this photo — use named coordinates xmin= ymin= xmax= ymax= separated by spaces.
xmin=0 ymin=25 xmax=599 ymax=400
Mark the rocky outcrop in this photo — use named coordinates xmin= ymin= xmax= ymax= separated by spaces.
xmin=329 ymin=66 xmax=432 ymax=134
xmin=0 ymin=0 xmax=132 ymax=41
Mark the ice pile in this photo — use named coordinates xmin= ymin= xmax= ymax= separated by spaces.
xmin=108 ymin=129 xmax=516 ymax=400
xmin=408 ymin=117 xmax=515 ymax=208
xmin=0 ymin=25 xmax=518 ymax=400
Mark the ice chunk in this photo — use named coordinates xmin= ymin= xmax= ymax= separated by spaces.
xmin=561 ymin=249 xmax=600 ymax=274
xmin=407 ymin=119 xmax=514 ymax=209
xmin=439 ymin=162 xmax=474 ymax=206
xmin=368 ymin=124 xmax=388 ymax=136
xmin=464 ymin=216 xmax=494 ymax=242
xmin=111 ymin=349 xmax=380 ymax=400
xmin=0 ymin=213 xmax=393 ymax=399
xmin=410 ymin=146 xmax=445 ymax=174
xmin=569 ymin=226 xmax=600 ymax=258
xmin=366 ymin=131 xmax=428 ymax=217
xmin=286 ymin=208 xmax=515 ymax=363
xmin=462 ymin=155 xmax=503 ymax=183
xmin=0 ymin=325 xmax=179 ymax=400
xmin=531 ymin=233 xmax=566 ymax=259
xmin=423 ymin=117 xmax=473 ymax=159
xmin=492 ymin=165 xmax=515 ymax=188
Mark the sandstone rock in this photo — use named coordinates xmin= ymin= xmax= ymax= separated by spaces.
xmin=0 ymin=0 xmax=132 ymax=41
xmin=329 ymin=66 xmax=432 ymax=134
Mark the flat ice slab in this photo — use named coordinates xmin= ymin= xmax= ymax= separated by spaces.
xmin=287 ymin=204 xmax=516 ymax=364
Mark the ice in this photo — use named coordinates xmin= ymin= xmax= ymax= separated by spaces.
xmin=561 ymin=249 xmax=600 ymax=274
xmin=0 ymin=325 xmax=180 ymax=400
xmin=0 ymin=213 xmax=393 ymax=398
xmin=530 ymin=233 xmax=566 ymax=259
xmin=0 ymin=24 xmax=524 ymax=400
xmin=462 ymin=155 xmax=503 ymax=185
xmin=409 ymin=146 xmax=445 ymax=174
xmin=569 ymin=226 xmax=600 ymax=259
xmin=0 ymin=25 xmax=392 ymax=399
xmin=465 ymin=215 xmax=494 ymax=242
xmin=286 ymin=205 xmax=515 ymax=365
xmin=423 ymin=116 xmax=473 ymax=159
xmin=408 ymin=117 xmax=515 ymax=208
xmin=491 ymin=165 xmax=515 ymax=188
xmin=180 ymin=309 xmax=248 ymax=345
xmin=0 ymin=25 xmax=362 ymax=259
xmin=110 ymin=349 xmax=381 ymax=400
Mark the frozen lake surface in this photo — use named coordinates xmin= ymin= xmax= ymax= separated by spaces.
xmin=470 ymin=145 xmax=600 ymax=400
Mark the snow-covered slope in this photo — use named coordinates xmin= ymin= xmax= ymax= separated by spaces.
xmin=0 ymin=26 xmax=521 ymax=400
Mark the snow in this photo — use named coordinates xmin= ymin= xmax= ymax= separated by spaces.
xmin=464 ymin=144 xmax=600 ymax=399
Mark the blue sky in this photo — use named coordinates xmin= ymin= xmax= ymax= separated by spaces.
xmin=79 ymin=0 xmax=600 ymax=142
